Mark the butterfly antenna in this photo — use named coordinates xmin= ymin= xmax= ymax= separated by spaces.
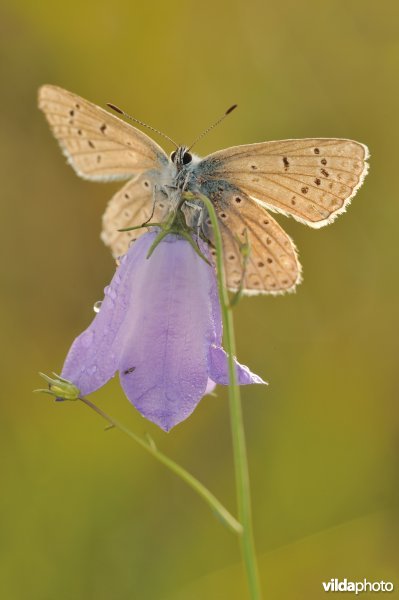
xmin=107 ymin=103 xmax=178 ymax=149
xmin=188 ymin=104 xmax=237 ymax=152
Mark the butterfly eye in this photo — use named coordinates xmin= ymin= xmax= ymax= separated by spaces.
xmin=170 ymin=151 xmax=177 ymax=162
xmin=183 ymin=152 xmax=192 ymax=165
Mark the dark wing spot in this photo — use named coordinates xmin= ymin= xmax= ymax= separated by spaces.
xmin=77 ymin=129 xmax=82 ymax=135
xmin=69 ymin=109 xmax=74 ymax=116
xmin=266 ymin=237 xmax=272 ymax=245
xmin=314 ymin=148 xmax=320 ymax=154
xmin=235 ymin=197 xmax=242 ymax=203
xmin=263 ymin=219 xmax=269 ymax=225
xmin=314 ymin=178 xmax=321 ymax=185
xmin=291 ymin=198 xmax=296 ymax=205
xmin=124 ymin=193 xmax=130 ymax=199
xmin=143 ymin=181 xmax=150 ymax=187
xmin=301 ymin=186 xmax=309 ymax=194
xmin=251 ymin=165 xmax=257 ymax=170
xmin=75 ymin=103 xmax=80 ymax=109
xmin=96 ymin=155 xmax=101 ymax=163
xmin=258 ymin=261 xmax=265 ymax=267
xmin=100 ymin=124 xmax=107 ymax=134
xmin=321 ymin=158 xmax=327 ymax=165
xmin=283 ymin=156 xmax=290 ymax=170
xmin=228 ymin=254 xmax=235 ymax=261
xmin=267 ymin=258 xmax=273 ymax=263
xmin=220 ymin=213 xmax=227 ymax=219
xmin=321 ymin=168 xmax=329 ymax=177
xmin=88 ymin=140 xmax=95 ymax=148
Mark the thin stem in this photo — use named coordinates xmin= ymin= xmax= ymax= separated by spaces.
xmin=187 ymin=192 xmax=263 ymax=599
xmin=78 ymin=396 xmax=243 ymax=535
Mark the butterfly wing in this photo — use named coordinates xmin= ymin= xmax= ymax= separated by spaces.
xmin=101 ymin=174 xmax=171 ymax=258
xmin=200 ymin=138 xmax=369 ymax=228
xmin=38 ymin=84 xmax=169 ymax=181
xmin=201 ymin=188 xmax=301 ymax=294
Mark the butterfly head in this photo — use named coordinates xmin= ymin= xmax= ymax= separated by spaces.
xmin=170 ymin=146 xmax=193 ymax=170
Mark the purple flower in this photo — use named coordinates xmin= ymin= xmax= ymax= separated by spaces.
xmin=62 ymin=232 xmax=265 ymax=431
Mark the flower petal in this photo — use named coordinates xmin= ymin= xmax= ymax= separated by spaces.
xmin=61 ymin=241 xmax=146 ymax=395
xmin=208 ymin=345 xmax=266 ymax=386
xmin=202 ymin=240 xmax=223 ymax=346
xmin=205 ymin=379 xmax=217 ymax=395
xmin=118 ymin=233 xmax=217 ymax=431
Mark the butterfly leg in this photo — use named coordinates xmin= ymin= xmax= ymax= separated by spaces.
xmin=141 ymin=186 xmax=169 ymax=226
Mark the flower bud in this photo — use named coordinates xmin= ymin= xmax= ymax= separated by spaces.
xmin=35 ymin=372 xmax=80 ymax=400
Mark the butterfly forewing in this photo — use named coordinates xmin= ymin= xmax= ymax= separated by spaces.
xmin=202 ymin=190 xmax=301 ymax=294
xmin=38 ymin=85 xmax=168 ymax=181
xmin=203 ymin=138 xmax=369 ymax=228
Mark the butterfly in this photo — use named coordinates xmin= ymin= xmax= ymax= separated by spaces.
xmin=38 ymin=84 xmax=369 ymax=295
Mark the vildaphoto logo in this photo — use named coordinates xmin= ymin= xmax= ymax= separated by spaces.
xmin=322 ymin=579 xmax=394 ymax=594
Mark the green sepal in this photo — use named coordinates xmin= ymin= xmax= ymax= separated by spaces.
xmin=34 ymin=372 xmax=80 ymax=400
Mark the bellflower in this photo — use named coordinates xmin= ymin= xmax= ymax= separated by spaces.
xmin=61 ymin=231 xmax=264 ymax=431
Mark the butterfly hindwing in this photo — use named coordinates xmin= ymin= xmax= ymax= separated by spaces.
xmin=101 ymin=173 xmax=171 ymax=258
xmin=38 ymin=84 xmax=168 ymax=181
xmin=201 ymin=188 xmax=301 ymax=294
xmin=201 ymin=138 xmax=369 ymax=228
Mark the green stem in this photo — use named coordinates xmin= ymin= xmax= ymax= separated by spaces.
xmin=78 ymin=396 xmax=243 ymax=535
xmin=189 ymin=193 xmax=263 ymax=600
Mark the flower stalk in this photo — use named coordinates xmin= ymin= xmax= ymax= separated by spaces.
xmin=79 ymin=395 xmax=243 ymax=535
xmin=184 ymin=192 xmax=263 ymax=600
xmin=35 ymin=373 xmax=242 ymax=535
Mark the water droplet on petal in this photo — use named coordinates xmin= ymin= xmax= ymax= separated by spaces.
xmin=93 ymin=301 xmax=102 ymax=313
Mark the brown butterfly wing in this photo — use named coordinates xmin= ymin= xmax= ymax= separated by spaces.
xmin=202 ymin=138 xmax=369 ymax=227
xmin=101 ymin=174 xmax=171 ymax=258
xmin=202 ymin=189 xmax=301 ymax=294
xmin=38 ymin=84 xmax=168 ymax=181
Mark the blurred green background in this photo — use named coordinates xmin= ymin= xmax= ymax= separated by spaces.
xmin=1 ymin=1 xmax=398 ymax=598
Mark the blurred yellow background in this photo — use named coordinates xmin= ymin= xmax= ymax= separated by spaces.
xmin=1 ymin=1 xmax=398 ymax=598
